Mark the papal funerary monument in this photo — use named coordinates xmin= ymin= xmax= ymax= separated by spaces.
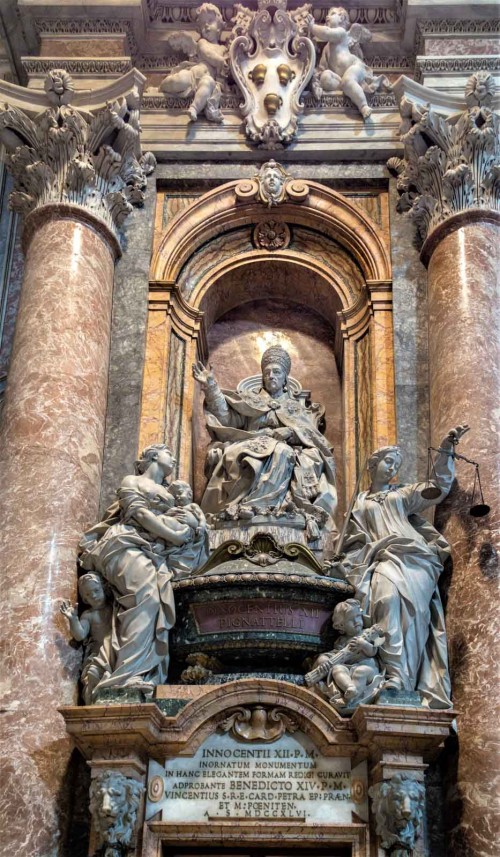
xmin=0 ymin=1 xmax=498 ymax=855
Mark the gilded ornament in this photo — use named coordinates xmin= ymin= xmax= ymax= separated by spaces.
xmin=248 ymin=63 xmax=267 ymax=86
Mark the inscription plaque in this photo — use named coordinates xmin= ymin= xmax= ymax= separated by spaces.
xmin=146 ymin=732 xmax=368 ymax=823
xmin=191 ymin=600 xmax=332 ymax=636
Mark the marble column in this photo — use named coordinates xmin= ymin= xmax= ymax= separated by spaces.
xmin=0 ymin=70 xmax=152 ymax=856
xmin=392 ymin=73 xmax=500 ymax=856
xmin=426 ymin=218 xmax=500 ymax=857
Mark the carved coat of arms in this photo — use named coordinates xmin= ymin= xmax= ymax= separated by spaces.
xmin=229 ymin=0 xmax=315 ymax=148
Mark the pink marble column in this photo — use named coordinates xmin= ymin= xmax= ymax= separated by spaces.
xmin=0 ymin=205 xmax=119 ymax=856
xmin=425 ymin=219 xmax=500 ymax=856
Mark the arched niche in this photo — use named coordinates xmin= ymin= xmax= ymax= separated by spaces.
xmin=140 ymin=179 xmax=395 ymax=507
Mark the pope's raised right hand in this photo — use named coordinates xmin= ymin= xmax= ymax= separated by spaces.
xmin=192 ymin=361 xmax=215 ymax=387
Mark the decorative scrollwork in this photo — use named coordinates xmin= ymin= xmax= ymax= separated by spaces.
xmin=220 ymin=705 xmax=299 ymax=742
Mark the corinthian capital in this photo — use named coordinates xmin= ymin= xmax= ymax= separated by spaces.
xmin=0 ymin=69 xmax=156 ymax=239
xmin=389 ymin=73 xmax=499 ymax=244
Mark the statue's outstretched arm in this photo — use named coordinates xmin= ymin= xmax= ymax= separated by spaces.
xmin=192 ymin=360 xmax=230 ymax=423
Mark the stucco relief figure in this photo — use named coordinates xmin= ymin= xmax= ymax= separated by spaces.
xmin=327 ymin=425 xmax=469 ymax=709
xmin=193 ymin=345 xmax=337 ymax=539
xmin=78 ymin=445 xmax=203 ymax=698
xmin=160 ymin=3 xmax=228 ymax=122
xmin=306 ymin=599 xmax=385 ymax=711
xmin=307 ymin=7 xmax=390 ymax=120
xmin=60 ymin=573 xmax=112 ymax=705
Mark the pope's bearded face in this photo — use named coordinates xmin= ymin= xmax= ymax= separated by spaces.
xmin=262 ymin=363 xmax=286 ymax=395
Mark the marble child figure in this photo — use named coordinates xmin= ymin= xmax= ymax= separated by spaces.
xmin=308 ymin=6 xmax=389 ymax=120
xmin=160 ymin=3 xmax=227 ymax=122
xmin=306 ymin=599 xmax=385 ymax=710
xmin=328 ymin=424 xmax=470 ymax=709
xmin=60 ymin=573 xmax=112 ymax=705
xmin=192 ymin=344 xmax=337 ymax=539
xmin=162 ymin=479 xmax=210 ymax=577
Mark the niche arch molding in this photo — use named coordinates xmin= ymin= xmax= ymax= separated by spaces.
xmin=141 ymin=179 xmax=395 ymax=497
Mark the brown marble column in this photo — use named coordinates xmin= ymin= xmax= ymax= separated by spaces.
xmin=0 ymin=206 xmax=118 ymax=856
xmin=425 ymin=218 xmax=500 ymax=857
xmin=0 ymin=69 xmax=151 ymax=856
xmin=391 ymin=71 xmax=500 ymax=855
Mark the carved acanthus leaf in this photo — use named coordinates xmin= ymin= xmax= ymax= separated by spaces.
xmin=390 ymin=73 xmax=500 ymax=242
xmin=0 ymin=72 xmax=155 ymax=237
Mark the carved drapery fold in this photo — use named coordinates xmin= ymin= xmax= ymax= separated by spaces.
xmin=389 ymin=73 xmax=499 ymax=245
xmin=0 ymin=70 xmax=156 ymax=238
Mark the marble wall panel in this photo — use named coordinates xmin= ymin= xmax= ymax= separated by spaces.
xmin=389 ymin=179 xmax=430 ymax=483
xmin=165 ymin=329 xmax=186 ymax=477
xmin=39 ymin=36 xmax=128 ymax=57
xmin=0 ymin=168 xmax=23 ymax=381
xmin=192 ymin=298 xmax=344 ymax=524
xmin=99 ymin=181 xmax=156 ymax=512
xmin=355 ymin=333 xmax=372 ymax=491
xmin=424 ymin=37 xmax=500 ymax=56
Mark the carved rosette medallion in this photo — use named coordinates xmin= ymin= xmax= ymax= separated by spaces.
xmin=220 ymin=705 xmax=299 ymax=742
xmin=229 ymin=0 xmax=315 ymax=148
xmin=253 ymin=219 xmax=291 ymax=249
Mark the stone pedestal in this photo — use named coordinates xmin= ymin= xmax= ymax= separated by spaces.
xmin=425 ymin=218 xmax=500 ymax=856
xmin=60 ymin=681 xmax=455 ymax=857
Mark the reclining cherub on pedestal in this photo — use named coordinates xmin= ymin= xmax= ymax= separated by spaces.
xmin=160 ymin=3 xmax=228 ymax=123
xmin=307 ymin=6 xmax=390 ymax=120
xmin=305 ymin=598 xmax=385 ymax=711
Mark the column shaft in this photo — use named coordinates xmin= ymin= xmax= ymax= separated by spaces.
xmin=0 ymin=209 xmax=117 ymax=856
xmin=427 ymin=221 xmax=500 ymax=856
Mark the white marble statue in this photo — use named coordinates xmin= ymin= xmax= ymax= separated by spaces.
xmin=89 ymin=770 xmax=144 ymax=857
xmin=160 ymin=3 xmax=228 ymax=122
xmin=78 ymin=445 xmax=204 ymax=698
xmin=192 ymin=344 xmax=337 ymax=538
xmin=306 ymin=598 xmax=385 ymax=710
xmin=60 ymin=573 xmax=112 ymax=705
xmin=307 ymin=6 xmax=390 ymax=120
xmin=326 ymin=425 xmax=469 ymax=708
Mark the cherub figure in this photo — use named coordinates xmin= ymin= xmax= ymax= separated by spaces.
xmin=163 ymin=479 xmax=210 ymax=577
xmin=60 ymin=573 xmax=112 ymax=705
xmin=305 ymin=598 xmax=385 ymax=710
xmin=307 ymin=6 xmax=389 ymax=120
xmin=160 ymin=3 xmax=228 ymax=123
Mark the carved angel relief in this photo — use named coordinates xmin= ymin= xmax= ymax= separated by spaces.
xmin=308 ymin=6 xmax=391 ymax=120
xmin=230 ymin=0 xmax=316 ymax=147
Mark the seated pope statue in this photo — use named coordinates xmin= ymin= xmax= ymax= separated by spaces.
xmin=192 ymin=345 xmax=337 ymax=538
